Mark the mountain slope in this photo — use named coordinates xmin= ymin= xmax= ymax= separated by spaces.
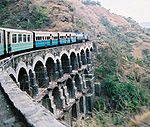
xmin=68 ymin=0 xmax=150 ymax=59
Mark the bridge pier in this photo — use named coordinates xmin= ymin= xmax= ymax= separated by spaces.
xmin=29 ymin=71 xmax=39 ymax=96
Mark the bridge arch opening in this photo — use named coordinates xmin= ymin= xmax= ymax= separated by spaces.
xmin=66 ymin=78 xmax=75 ymax=99
xmin=84 ymin=69 xmax=88 ymax=74
xmin=86 ymin=48 xmax=91 ymax=64
xmin=74 ymin=74 xmax=82 ymax=92
xmin=70 ymin=52 xmax=78 ymax=70
xmin=46 ymin=58 xmax=55 ymax=82
xmin=18 ymin=67 xmax=30 ymax=94
xmin=42 ymin=95 xmax=54 ymax=113
xmin=72 ymin=103 xmax=77 ymax=120
xmin=77 ymin=53 xmax=82 ymax=68
xmin=61 ymin=54 xmax=71 ymax=74
xmin=90 ymin=47 xmax=93 ymax=52
xmin=79 ymin=97 xmax=84 ymax=113
xmin=34 ymin=61 xmax=47 ymax=88
xmin=52 ymin=87 xmax=63 ymax=110
xmin=81 ymin=50 xmax=86 ymax=65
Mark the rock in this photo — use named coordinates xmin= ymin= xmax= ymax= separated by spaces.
xmin=61 ymin=15 xmax=69 ymax=22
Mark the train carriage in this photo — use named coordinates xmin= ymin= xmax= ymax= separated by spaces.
xmin=0 ymin=28 xmax=33 ymax=54
xmin=34 ymin=31 xmax=58 ymax=47
xmin=59 ymin=32 xmax=67 ymax=44
xmin=58 ymin=32 xmax=76 ymax=44
xmin=0 ymin=29 xmax=4 ymax=56
xmin=70 ymin=32 xmax=76 ymax=43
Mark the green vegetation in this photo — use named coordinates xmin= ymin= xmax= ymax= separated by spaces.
xmin=123 ymin=17 xmax=137 ymax=24
xmin=0 ymin=1 xmax=51 ymax=29
xmin=146 ymin=33 xmax=150 ymax=36
xmin=30 ymin=4 xmax=51 ymax=29
xmin=82 ymin=0 xmax=101 ymax=6
xmin=93 ymin=41 xmax=149 ymax=126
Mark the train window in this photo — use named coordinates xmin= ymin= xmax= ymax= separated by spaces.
xmin=18 ymin=34 xmax=22 ymax=43
xmin=28 ymin=35 xmax=30 ymax=42
xmin=0 ymin=32 xmax=1 ymax=44
xmin=54 ymin=37 xmax=58 ymax=39
xmin=23 ymin=35 xmax=26 ymax=42
xmin=47 ymin=36 xmax=50 ymax=40
xmin=36 ymin=36 xmax=42 ymax=40
xmin=12 ymin=34 xmax=17 ymax=43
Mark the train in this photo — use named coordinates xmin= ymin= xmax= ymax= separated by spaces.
xmin=0 ymin=27 xmax=89 ymax=57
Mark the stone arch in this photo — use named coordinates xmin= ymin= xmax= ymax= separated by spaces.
xmin=70 ymin=52 xmax=78 ymax=70
xmin=44 ymin=53 xmax=56 ymax=63
xmin=52 ymin=87 xmax=63 ymax=110
xmin=16 ymin=61 xmax=28 ymax=80
xmin=74 ymin=74 xmax=82 ymax=92
xmin=66 ymin=78 xmax=75 ymax=99
xmin=61 ymin=53 xmax=71 ymax=74
xmin=69 ymin=49 xmax=77 ymax=56
xmin=42 ymin=94 xmax=54 ymax=113
xmin=32 ymin=56 xmax=45 ymax=71
xmin=79 ymin=47 xmax=85 ymax=53
xmin=46 ymin=57 xmax=55 ymax=81
xmin=34 ymin=61 xmax=48 ymax=88
xmin=18 ymin=67 xmax=30 ymax=94
xmin=80 ymin=49 xmax=87 ymax=65
xmin=79 ymin=97 xmax=84 ymax=113
xmin=60 ymin=50 xmax=69 ymax=59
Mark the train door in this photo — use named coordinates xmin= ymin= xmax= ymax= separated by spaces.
xmin=0 ymin=30 xmax=4 ymax=55
xmin=3 ymin=30 xmax=7 ymax=54
xmin=58 ymin=33 xmax=60 ymax=45
xmin=7 ymin=32 xmax=11 ymax=54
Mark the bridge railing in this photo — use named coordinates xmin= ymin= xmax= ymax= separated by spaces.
xmin=0 ymin=56 xmax=14 ymax=71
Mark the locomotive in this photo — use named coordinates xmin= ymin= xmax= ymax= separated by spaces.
xmin=0 ymin=28 xmax=88 ymax=56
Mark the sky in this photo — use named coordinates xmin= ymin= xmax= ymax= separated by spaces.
xmin=94 ymin=0 xmax=150 ymax=23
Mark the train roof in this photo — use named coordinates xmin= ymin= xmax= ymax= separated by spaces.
xmin=0 ymin=27 xmax=32 ymax=33
xmin=34 ymin=31 xmax=76 ymax=36
xmin=58 ymin=32 xmax=76 ymax=36
xmin=33 ymin=31 xmax=58 ymax=36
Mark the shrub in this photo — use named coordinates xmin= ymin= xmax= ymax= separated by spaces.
xmin=82 ymin=0 xmax=101 ymax=6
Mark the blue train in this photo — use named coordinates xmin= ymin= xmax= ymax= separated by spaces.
xmin=0 ymin=28 xmax=88 ymax=56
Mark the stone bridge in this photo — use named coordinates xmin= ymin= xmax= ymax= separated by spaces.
xmin=0 ymin=41 xmax=100 ymax=126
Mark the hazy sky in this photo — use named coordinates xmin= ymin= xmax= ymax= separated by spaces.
xmin=95 ymin=0 xmax=150 ymax=23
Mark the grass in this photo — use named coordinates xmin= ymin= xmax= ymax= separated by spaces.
xmin=128 ymin=110 xmax=150 ymax=127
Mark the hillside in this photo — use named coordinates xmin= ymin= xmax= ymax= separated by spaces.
xmin=1 ymin=0 xmax=150 ymax=59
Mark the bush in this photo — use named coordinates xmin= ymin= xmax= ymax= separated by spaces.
xmin=82 ymin=0 xmax=101 ymax=6
xmin=146 ymin=33 xmax=150 ymax=36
